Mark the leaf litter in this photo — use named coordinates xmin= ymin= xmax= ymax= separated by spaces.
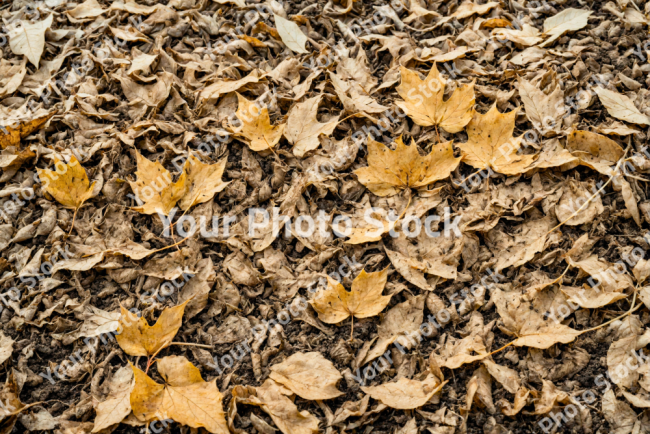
xmin=0 ymin=0 xmax=648 ymax=433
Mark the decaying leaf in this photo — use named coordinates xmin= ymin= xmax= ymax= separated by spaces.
xmin=235 ymin=93 xmax=285 ymax=151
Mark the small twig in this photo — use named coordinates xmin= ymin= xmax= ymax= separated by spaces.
xmin=170 ymin=342 xmax=213 ymax=349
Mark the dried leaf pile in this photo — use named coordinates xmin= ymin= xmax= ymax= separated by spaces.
xmin=0 ymin=0 xmax=650 ymax=433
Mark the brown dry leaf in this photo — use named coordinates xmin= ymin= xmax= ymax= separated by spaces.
xmin=116 ymin=301 xmax=188 ymax=357
xmin=466 ymin=366 xmax=495 ymax=414
xmin=518 ymin=76 xmax=566 ymax=137
xmin=285 ymin=95 xmax=339 ymax=158
xmin=555 ymin=180 xmax=605 ymax=225
xmin=235 ymin=93 xmax=285 ymax=152
xmin=354 ymin=136 xmax=460 ymax=197
xmin=541 ymin=8 xmax=592 ymax=47
xmin=396 ymin=63 xmax=475 ymax=133
xmin=602 ymin=389 xmax=638 ymax=434
xmin=310 ymin=268 xmax=392 ymax=324
xmin=37 ymin=156 xmax=95 ymax=211
xmin=492 ymin=288 xmax=581 ymax=349
xmin=457 ymin=104 xmax=536 ymax=175
xmin=452 ymin=1 xmax=500 ymax=19
xmin=361 ymin=374 xmax=445 ymax=409
xmin=606 ymin=316 xmax=650 ymax=389
xmin=178 ymin=154 xmax=230 ymax=210
xmin=492 ymin=24 xmax=543 ymax=46
xmin=595 ymin=87 xmax=650 ymax=125
xmin=8 ymin=14 xmax=54 ymax=68
xmin=363 ymin=295 xmax=425 ymax=364
xmin=233 ymin=380 xmax=320 ymax=434
xmin=274 ymin=14 xmax=308 ymax=54
xmin=128 ymin=151 xmax=187 ymax=215
xmin=130 ymin=356 xmax=228 ymax=434
xmin=92 ymin=366 xmax=134 ymax=432
xmin=269 ymin=352 xmax=343 ymax=400
xmin=482 ymin=360 xmax=521 ymax=394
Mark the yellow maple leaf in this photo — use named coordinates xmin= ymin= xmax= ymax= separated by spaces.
xmin=235 ymin=93 xmax=285 ymax=152
xmin=130 ymin=356 xmax=228 ymax=434
xmin=129 ymin=152 xmax=188 ymax=216
xmin=354 ymin=136 xmax=461 ymax=197
xmin=310 ymin=268 xmax=392 ymax=335
xmin=456 ymin=104 xmax=536 ymax=175
xmin=116 ymin=301 xmax=188 ymax=357
xmin=178 ymin=154 xmax=231 ymax=210
xmin=37 ymin=155 xmax=95 ymax=210
xmin=396 ymin=63 xmax=475 ymax=133
xmin=0 ymin=112 xmax=53 ymax=149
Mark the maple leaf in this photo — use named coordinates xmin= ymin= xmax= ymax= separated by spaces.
xmin=37 ymin=156 xmax=96 ymax=211
xmin=178 ymin=154 xmax=230 ymax=210
xmin=130 ymin=356 xmax=228 ymax=434
xmin=269 ymin=352 xmax=343 ymax=400
xmin=235 ymin=93 xmax=285 ymax=152
xmin=310 ymin=268 xmax=392 ymax=326
xmin=0 ymin=112 xmax=53 ymax=149
xmin=396 ymin=63 xmax=475 ymax=133
xmin=116 ymin=301 xmax=188 ymax=357
xmin=128 ymin=151 xmax=188 ymax=216
xmin=456 ymin=104 xmax=536 ymax=175
xmin=354 ymin=136 xmax=461 ymax=197
xmin=285 ymin=95 xmax=339 ymax=158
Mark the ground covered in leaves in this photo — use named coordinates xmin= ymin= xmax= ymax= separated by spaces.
xmin=1 ymin=0 xmax=650 ymax=433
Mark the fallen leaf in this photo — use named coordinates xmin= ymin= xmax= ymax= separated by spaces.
xmin=492 ymin=288 xmax=581 ymax=349
xmin=235 ymin=93 xmax=285 ymax=151
xmin=354 ymin=136 xmax=461 ymax=197
xmin=130 ymin=356 xmax=228 ymax=434
xmin=178 ymin=154 xmax=230 ymax=210
xmin=396 ymin=63 xmax=475 ymax=133
xmin=116 ymin=301 xmax=188 ymax=357
xmin=8 ymin=15 xmax=54 ymax=68
xmin=233 ymin=380 xmax=320 ymax=434
xmin=128 ymin=151 xmax=187 ymax=215
xmin=92 ymin=366 xmax=134 ymax=432
xmin=269 ymin=352 xmax=343 ymax=400
xmin=541 ymin=8 xmax=592 ymax=47
xmin=274 ymin=15 xmax=308 ymax=54
xmin=361 ymin=374 xmax=445 ymax=409
xmin=595 ymin=87 xmax=650 ymax=125
xmin=457 ymin=104 xmax=536 ymax=175
xmin=310 ymin=268 xmax=392 ymax=324
xmin=37 ymin=156 xmax=95 ymax=212
xmin=285 ymin=95 xmax=339 ymax=158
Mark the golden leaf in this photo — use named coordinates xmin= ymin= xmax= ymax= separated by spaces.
xmin=396 ymin=63 xmax=475 ymax=133
xmin=92 ymin=366 xmax=134 ymax=432
xmin=310 ymin=268 xmax=392 ymax=324
xmin=456 ymin=104 xmax=536 ymax=175
xmin=354 ymin=136 xmax=461 ymax=197
xmin=116 ymin=301 xmax=188 ymax=357
xmin=235 ymin=93 xmax=285 ymax=152
xmin=129 ymin=151 xmax=187 ymax=216
xmin=0 ymin=112 xmax=53 ymax=149
xmin=130 ymin=356 xmax=228 ymax=434
xmin=361 ymin=374 xmax=446 ymax=409
xmin=269 ymin=352 xmax=343 ymax=400
xmin=178 ymin=154 xmax=230 ymax=210
xmin=37 ymin=155 xmax=95 ymax=210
